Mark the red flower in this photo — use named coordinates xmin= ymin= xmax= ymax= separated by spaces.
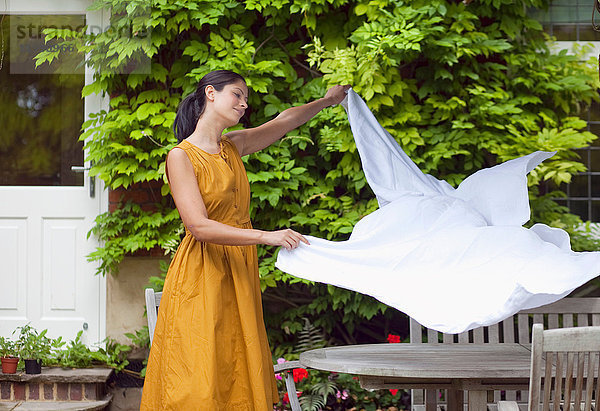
xmin=293 ymin=368 xmax=308 ymax=383
xmin=282 ymin=392 xmax=289 ymax=405
xmin=389 ymin=389 xmax=399 ymax=396
xmin=387 ymin=334 xmax=402 ymax=343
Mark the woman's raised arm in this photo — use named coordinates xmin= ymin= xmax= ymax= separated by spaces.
xmin=227 ymin=84 xmax=350 ymax=157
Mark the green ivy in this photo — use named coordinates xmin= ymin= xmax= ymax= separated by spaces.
xmin=36 ymin=0 xmax=599 ymax=349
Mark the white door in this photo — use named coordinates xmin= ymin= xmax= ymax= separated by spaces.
xmin=0 ymin=0 xmax=107 ymax=345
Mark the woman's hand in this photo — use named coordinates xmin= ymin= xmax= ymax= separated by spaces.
xmin=262 ymin=229 xmax=310 ymax=250
xmin=324 ymin=84 xmax=352 ymax=107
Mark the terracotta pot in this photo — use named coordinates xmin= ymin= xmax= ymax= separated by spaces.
xmin=24 ymin=359 xmax=41 ymax=374
xmin=1 ymin=357 xmax=19 ymax=374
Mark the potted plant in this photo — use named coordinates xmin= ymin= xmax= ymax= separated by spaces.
xmin=14 ymin=324 xmax=53 ymax=374
xmin=0 ymin=336 xmax=19 ymax=374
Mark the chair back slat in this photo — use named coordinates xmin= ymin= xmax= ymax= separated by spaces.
xmin=583 ymin=353 xmax=596 ymax=410
xmin=574 ymin=353 xmax=585 ymax=407
xmin=518 ymin=314 xmax=530 ymax=343
xmin=532 ymin=313 xmax=543 ymax=329
xmin=409 ymin=318 xmax=422 ymax=344
xmin=567 ymin=313 xmax=576 ymax=328
xmin=562 ymin=352 xmax=574 ymax=408
xmin=473 ymin=327 xmax=484 ymax=343
xmin=503 ymin=318 xmax=515 ymax=343
xmin=542 ymin=354 xmax=553 ymax=411
xmin=553 ymin=352 xmax=563 ymax=411
xmin=427 ymin=328 xmax=438 ymax=344
xmin=549 ymin=313 xmax=561 ymax=329
xmin=488 ymin=323 xmax=500 ymax=343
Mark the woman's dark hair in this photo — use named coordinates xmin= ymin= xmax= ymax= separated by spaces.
xmin=173 ymin=70 xmax=246 ymax=143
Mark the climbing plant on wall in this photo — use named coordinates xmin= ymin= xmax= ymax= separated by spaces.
xmin=37 ymin=0 xmax=599 ymax=347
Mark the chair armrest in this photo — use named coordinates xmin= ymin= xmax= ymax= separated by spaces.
xmin=273 ymin=360 xmax=301 ymax=373
xmin=497 ymin=401 xmax=520 ymax=411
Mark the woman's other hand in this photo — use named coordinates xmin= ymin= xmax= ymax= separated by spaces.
xmin=262 ymin=229 xmax=310 ymax=250
xmin=324 ymin=84 xmax=351 ymax=107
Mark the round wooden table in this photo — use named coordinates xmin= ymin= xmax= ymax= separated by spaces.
xmin=299 ymin=343 xmax=534 ymax=411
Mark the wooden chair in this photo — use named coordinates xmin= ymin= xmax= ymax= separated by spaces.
xmin=145 ymin=288 xmax=302 ymax=411
xmin=409 ymin=297 xmax=600 ymax=410
xmin=498 ymin=323 xmax=600 ymax=411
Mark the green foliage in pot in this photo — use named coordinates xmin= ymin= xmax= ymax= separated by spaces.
xmin=0 ymin=336 xmax=17 ymax=359
xmin=14 ymin=324 xmax=57 ymax=363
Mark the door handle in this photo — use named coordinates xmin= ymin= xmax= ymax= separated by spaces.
xmin=70 ymin=165 xmax=95 ymax=198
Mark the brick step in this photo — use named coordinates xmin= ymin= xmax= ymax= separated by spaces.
xmin=0 ymin=367 xmax=113 ymax=409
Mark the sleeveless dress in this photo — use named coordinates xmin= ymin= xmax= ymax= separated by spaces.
xmin=140 ymin=138 xmax=278 ymax=410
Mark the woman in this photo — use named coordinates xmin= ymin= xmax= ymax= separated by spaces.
xmin=140 ymin=69 xmax=350 ymax=410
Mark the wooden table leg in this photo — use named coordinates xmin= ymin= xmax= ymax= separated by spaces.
xmin=446 ymin=389 xmax=463 ymax=411
xmin=468 ymin=390 xmax=487 ymax=410
xmin=425 ymin=389 xmax=437 ymax=411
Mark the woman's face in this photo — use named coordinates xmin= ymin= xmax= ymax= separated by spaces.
xmin=212 ymin=80 xmax=248 ymax=126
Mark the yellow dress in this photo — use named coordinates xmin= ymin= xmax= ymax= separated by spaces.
xmin=140 ymin=138 xmax=278 ymax=410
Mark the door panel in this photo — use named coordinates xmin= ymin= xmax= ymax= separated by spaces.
xmin=45 ymin=219 xmax=80 ymax=311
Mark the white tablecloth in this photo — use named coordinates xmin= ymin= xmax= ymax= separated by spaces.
xmin=276 ymin=89 xmax=600 ymax=333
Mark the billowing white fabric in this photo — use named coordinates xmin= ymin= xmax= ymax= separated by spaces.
xmin=276 ymin=89 xmax=600 ymax=334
